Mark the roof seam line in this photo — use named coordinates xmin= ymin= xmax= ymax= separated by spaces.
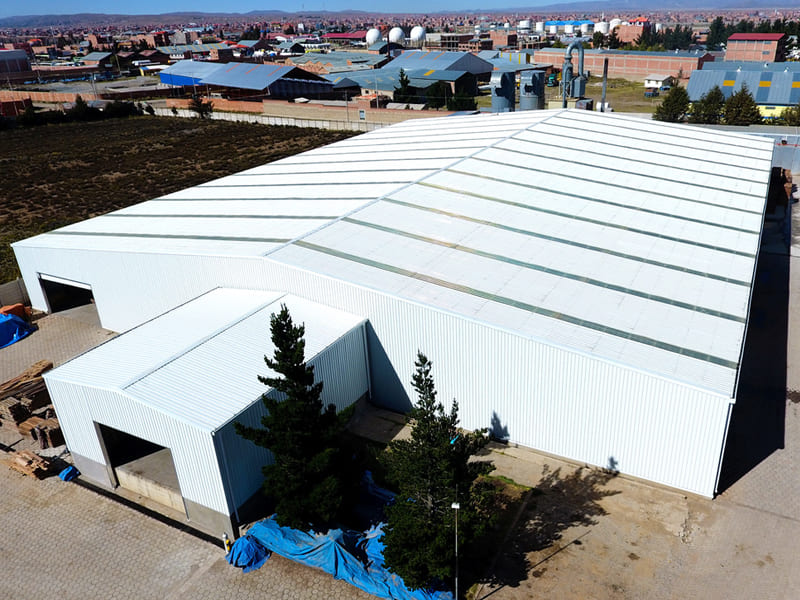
xmin=260 ymin=111 xmax=564 ymax=257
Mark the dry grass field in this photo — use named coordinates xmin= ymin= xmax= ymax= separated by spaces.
xmin=0 ymin=116 xmax=355 ymax=283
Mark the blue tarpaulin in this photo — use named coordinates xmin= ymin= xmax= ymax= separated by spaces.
xmin=0 ymin=313 xmax=34 ymax=349
xmin=226 ymin=535 xmax=271 ymax=573
xmin=244 ymin=517 xmax=453 ymax=600
xmin=58 ymin=465 xmax=80 ymax=481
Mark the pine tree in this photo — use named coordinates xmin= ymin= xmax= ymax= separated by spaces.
xmin=653 ymin=85 xmax=690 ymax=122
xmin=722 ymin=83 xmax=762 ymax=126
xmin=393 ymin=68 xmax=413 ymax=104
xmin=235 ymin=304 xmax=346 ymax=530
xmin=380 ymin=353 xmax=494 ymax=591
xmin=780 ymin=103 xmax=800 ymax=126
xmin=425 ymin=81 xmax=449 ymax=109
xmin=707 ymin=16 xmax=726 ymax=49
xmin=688 ymin=85 xmax=725 ymax=124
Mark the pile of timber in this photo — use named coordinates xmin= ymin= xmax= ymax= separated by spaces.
xmin=0 ymin=449 xmax=51 ymax=478
xmin=0 ymin=361 xmax=53 ymax=427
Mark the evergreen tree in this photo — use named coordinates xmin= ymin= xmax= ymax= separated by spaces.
xmin=235 ymin=304 xmax=346 ymax=530
xmin=707 ymin=16 xmax=726 ymax=48
xmin=425 ymin=81 xmax=449 ymax=109
xmin=188 ymin=96 xmax=214 ymax=119
xmin=688 ymin=85 xmax=725 ymax=124
xmin=608 ymin=29 xmax=621 ymax=49
xmin=380 ymin=353 xmax=494 ymax=591
xmin=653 ymin=85 xmax=690 ymax=122
xmin=446 ymin=90 xmax=477 ymax=111
xmin=592 ymin=31 xmax=605 ymax=48
xmin=393 ymin=68 xmax=413 ymax=104
xmin=722 ymin=84 xmax=762 ymax=126
xmin=780 ymin=103 xmax=800 ymax=126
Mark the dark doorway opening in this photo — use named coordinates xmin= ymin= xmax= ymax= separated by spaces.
xmin=40 ymin=277 xmax=94 ymax=313
xmin=98 ymin=424 xmax=164 ymax=468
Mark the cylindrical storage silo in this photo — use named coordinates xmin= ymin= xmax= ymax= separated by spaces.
xmin=610 ymin=18 xmax=622 ymax=30
xmin=580 ymin=23 xmax=591 ymax=35
xmin=519 ymin=70 xmax=545 ymax=111
xmin=595 ymin=21 xmax=610 ymax=35
xmin=519 ymin=19 xmax=532 ymax=33
xmin=655 ymin=23 xmax=663 ymax=33
xmin=535 ymin=21 xmax=545 ymax=33
xmin=549 ymin=24 xmax=558 ymax=35
xmin=490 ymin=71 xmax=515 ymax=113
xmin=564 ymin=24 xmax=575 ymax=35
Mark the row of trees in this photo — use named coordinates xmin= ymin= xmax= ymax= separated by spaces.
xmin=654 ymin=83 xmax=765 ymax=125
xmin=707 ymin=16 xmax=800 ymax=49
xmin=235 ymin=306 xmax=494 ymax=591
xmin=11 ymin=95 xmax=152 ymax=128
xmin=591 ymin=25 xmax=694 ymax=52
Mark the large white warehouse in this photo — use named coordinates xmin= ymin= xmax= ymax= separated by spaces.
xmin=13 ymin=110 xmax=773 ymax=533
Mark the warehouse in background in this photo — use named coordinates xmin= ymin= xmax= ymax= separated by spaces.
xmin=12 ymin=110 xmax=774 ymax=532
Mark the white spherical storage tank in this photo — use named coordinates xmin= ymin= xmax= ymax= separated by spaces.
xmin=595 ymin=21 xmax=610 ymax=35
xmin=365 ymin=28 xmax=381 ymax=46
xmin=610 ymin=18 xmax=622 ymax=30
xmin=388 ymin=27 xmax=405 ymax=44
xmin=410 ymin=25 xmax=426 ymax=45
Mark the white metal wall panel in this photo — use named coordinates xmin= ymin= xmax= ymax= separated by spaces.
xmin=25 ymin=248 xmax=730 ymax=496
xmin=42 ymin=378 xmax=230 ymax=513
xmin=214 ymin=324 xmax=369 ymax=511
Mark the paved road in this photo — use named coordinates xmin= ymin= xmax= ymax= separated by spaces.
xmin=0 ymin=463 xmax=373 ymax=600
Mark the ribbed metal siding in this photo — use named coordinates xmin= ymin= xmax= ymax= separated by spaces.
xmin=214 ymin=324 xmax=368 ymax=512
xmin=43 ymin=378 xmax=230 ymax=513
xmin=27 ymin=248 xmax=729 ymax=496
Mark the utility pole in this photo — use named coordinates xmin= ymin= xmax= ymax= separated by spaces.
xmin=451 ymin=501 xmax=460 ymax=599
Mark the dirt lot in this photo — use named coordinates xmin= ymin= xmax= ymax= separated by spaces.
xmin=0 ymin=116 xmax=355 ymax=282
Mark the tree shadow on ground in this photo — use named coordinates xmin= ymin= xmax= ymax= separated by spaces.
xmin=477 ymin=462 xmax=620 ymax=596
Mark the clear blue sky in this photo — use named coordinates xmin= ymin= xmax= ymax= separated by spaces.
xmin=0 ymin=1 xmax=557 ymax=19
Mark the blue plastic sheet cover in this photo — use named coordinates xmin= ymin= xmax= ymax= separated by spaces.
xmin=246 ymin=517 xmax=453 ymax=600
xmin=225 ymin=535 xmax=271 ymax=573
xmin=58 ymin=465 xmax=80 ymax=481
xmin=0 ymin=313 xmax=34 ymax=349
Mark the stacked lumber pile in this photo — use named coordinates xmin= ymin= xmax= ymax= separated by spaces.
xmin=0 ymin=449 xmax=51 ymax=478
xmin=0 ymin=361 xmax=53 ymax=429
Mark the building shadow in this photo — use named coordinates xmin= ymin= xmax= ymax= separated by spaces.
xmin=716 ymin=241 xmax=789 ymax=493
xmin=477 ymin=462 xmax=620 ymax=595
xmin=363 ymin=322 xmax=412 ymax=413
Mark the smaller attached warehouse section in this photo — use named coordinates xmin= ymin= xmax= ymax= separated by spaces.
xmin=43 ymin=288 xmax=369 ymax=539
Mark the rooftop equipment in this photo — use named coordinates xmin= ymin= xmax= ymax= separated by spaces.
xmin=490 ymin=71 xmax=515 ymax=112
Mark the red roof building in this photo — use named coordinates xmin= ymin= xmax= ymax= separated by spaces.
xmin=725 ymin=32 xmax=786 ymax=62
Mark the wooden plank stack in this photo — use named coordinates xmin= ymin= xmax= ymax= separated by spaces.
xmin=0 ymin=450 xmax=51 ymax=478
xmin=0 ymin=361 xmax=53 ymax=429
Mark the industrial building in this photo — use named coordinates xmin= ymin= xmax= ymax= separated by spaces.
xmin=534 ymin=47 xmax=713 ymax=81
xmin=725 ymin=33 xmax=786 ymax=63
xmin=159 ymin=60 xmax=334 ymax=99
xmin=688 ymin=67 xmax=800 ymax=119
xmin=13 ymin=110 xmax=773 ymax=536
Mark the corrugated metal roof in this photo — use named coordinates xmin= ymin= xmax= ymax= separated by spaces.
xmin=387 ymin=50 xmax=493 ymax=75
xmin=200 ymin=63 xmax=324 ymax=91
xmin=728 ymin=33 xmax=785 ymax=41
xmin=701 ymin=61 xmax=800 ymax=72
xmin=46 ymin=289 xmax=365 ymax=431
xmin=159 ymin=60 xmax=225 ymax=79
xmin=18 ymin=109 xmax=773 ymax=397
xmin=688 ymin=69 xmax=800 ymax=105
xmin=538 ymin=47 xmax=709 ymax=59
